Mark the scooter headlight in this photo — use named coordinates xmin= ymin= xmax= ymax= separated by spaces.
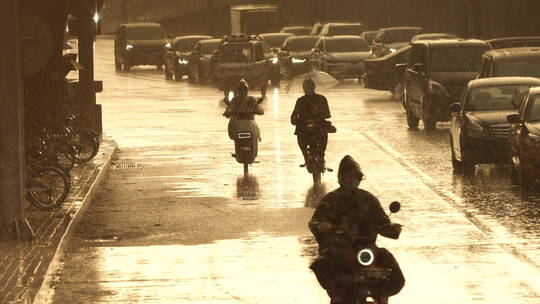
xmin=357 ymin=248 xmax=375 ymax=266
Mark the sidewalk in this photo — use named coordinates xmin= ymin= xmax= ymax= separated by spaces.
xmin=0 ymin=137 xmax=117 ymax=304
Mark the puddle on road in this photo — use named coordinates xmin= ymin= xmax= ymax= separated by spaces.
xmin=54 ymin=235 xmax=327 ymax=304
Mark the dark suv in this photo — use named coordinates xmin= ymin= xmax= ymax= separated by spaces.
xmin=477 ymin=47 xmax=540 ymax=79
xmin=187 ymin=38 xmax=222 ymax=84
xmin=448 ymin=77 xmax=540 ymax=174
xmin=163 ymin=35 xmax=212 ymax=81
xmin=507 ymin=87 xmax=540 ymax=191
xmin=114 ymin=23 xmax=168 ymax=71
xmin=403 ymin=39 xmax=489 ymax=132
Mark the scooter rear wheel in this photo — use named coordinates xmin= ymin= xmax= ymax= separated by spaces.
xmin=312 ymin=171 xmax=321 ymax=184
xmin=243 ymin=162 xmax=249 ymax=176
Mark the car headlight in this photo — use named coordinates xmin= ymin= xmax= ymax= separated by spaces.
xmin=292 ymin=58 xmax=306 ymax=63
xmin=178 ymin=59 xmax=189 ymax=65
xmin=357 ymin=248 xmax=375 ymax=266
xmin=165 ymin=42 xmax=171 ymax=48
xmin=126 ymin=44 xmax=134 ymax=50
xmin=467 ymin=118 xmax=486 ymax=137
xmin=428 ymin=81 xmax=449 ymax=97
xmin=271 ymin=57 xmax=279 ymax=64
xmin=388 ymin=48 xmax=397 ymax=53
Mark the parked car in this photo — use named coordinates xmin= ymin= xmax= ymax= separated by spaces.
xmin=362 ymin=45 xmax=411 ymax=91
xmin=278 ymin=35 xmax=319 ymax=79
xmin=319 ymin=23 xmax=364 ymax=37
xmin=402 ymin=39 xmax=489 ymax=131
xmin=211 ymin=34 xmax=268 ymax=90
xmin=311 ymin=35 xmax=373 ymax=80
xmin=487 ymin=36 xmax=540 ymax=49
xmin=258 ymin=33 xmax=293 ymax=86
xmin=187 ymin=38 xmax=222 ymax=84
xmin=477 ymin=47 xmax=540 ymax=79
xmin=507 ymin=86 xmax=540 ymax=190
xmin=114 ymin=23 xmax=169 ymax=71
xmin=410 ymin=33 xmax=457 ymax=43
xmin=310 ymin=23 xmax=324 ymax=36
xmin=163 ymin=35 xmax=212 ymax=81
xmin=372 ymin=27 xmax=423 ymax=57
xmin=280 ymin=26 xmax=312 ymax=36
xmin=362 ymin=31 xmax=378 ymax=45
xmin=448 ymin=77 xmax=540 ymax=174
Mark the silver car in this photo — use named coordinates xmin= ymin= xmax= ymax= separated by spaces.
xmin=311 ymin=35 xmax=373 ymax=80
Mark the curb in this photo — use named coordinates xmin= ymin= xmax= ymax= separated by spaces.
xmin=32 ymin=141 xmax=118 ymax=304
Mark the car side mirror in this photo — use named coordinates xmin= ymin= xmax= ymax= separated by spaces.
xmin=507 ymin=114 xmax=520 ymax=124
xmin=389 ymin=201 xmax=401 ymax=213
xmin=449 ymin=102 xmax=461 ymax=113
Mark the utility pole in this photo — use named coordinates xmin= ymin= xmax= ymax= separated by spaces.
xmin=78 ymin=0 xmax=98 ymax=132
xmin=0 ymin=0 xmax=34 ymax=240
xmin=121 ymin=0 xmax=129 ymax=23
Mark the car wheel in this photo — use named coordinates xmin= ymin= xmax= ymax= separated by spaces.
xmin=174 ymin=70 xmax=182 ymax=81
xmin=450 ymin=135 xmax=462 ymax=173
xmin=519 ymin=156 xmax=534 ymax=192
xmin=406 ymin=105 xmax=419 ymax=129
xmin=422 ymin=101 xmax=436 ymax=132
xmin=123 ymin=62 xmax=131 ymax=72
xmin=197 ymin=66 xmax=207 ymax=84
xmin=509 ymin=147 xmax=519 ymax=185
xmin=115 ymin=59 xmax=122 ymax=71
xmin=460 ymin=141 xmax=475 ymax=175
xmin=165 ymin=67 xmax=173 ymax=80
xmin=392 ymin=82 xmax=405 ymax=101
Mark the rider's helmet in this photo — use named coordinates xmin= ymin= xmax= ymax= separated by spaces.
xmin=303 ymin=78 xmax=316 ymax=94
xmin=238 ymin=79 xmax=249 ymax=98
xmin=338 ymin=155 xmax=364 ymax=186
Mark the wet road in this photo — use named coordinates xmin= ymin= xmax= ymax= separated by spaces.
xmin=47 ymin=38 xmax=540 ymax=303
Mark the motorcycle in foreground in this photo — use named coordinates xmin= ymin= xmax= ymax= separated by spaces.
xmin=303 ymin=119 xmax=336 ymax=183
xmin=313 ymin=201 xmax=402 ymax=304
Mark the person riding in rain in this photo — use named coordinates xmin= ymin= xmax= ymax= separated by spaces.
xmin=309 ymin=155 xmax=405 ymax=304
xmin=290 ymin=78 xmax=332 ymax=165
xmin=223 ymin=80 xmax=264 ymax=155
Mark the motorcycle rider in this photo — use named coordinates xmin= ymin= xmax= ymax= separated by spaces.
xmin=309 ymin=155 xmax=405 ymax=304
xmin=290 ymin=79 xmax=331 ymax=166
xmin=223 ymin=80 xmax=264 ymax=157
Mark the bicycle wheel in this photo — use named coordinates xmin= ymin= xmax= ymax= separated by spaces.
xmin=51 ymin=140 xmax=76 ymax=172
xmin=27 ymin=167 xmax=70 ymax=209
xmin=72 ymin=128 xmax=99 ymax=164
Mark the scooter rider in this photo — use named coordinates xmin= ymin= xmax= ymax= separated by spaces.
xmin=290 ymin=79 xmax=331 ymax=165
xmin=309 ymin=155 xmax=405 ymax=304
xmin=223 ymin=80 xmax=264 ymax=156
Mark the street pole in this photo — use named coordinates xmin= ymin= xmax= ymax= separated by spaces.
xmin=78 ymin=0 xmax=97 ymax=132
xmin=121 ymin=0 xmax=129 ymax=23
xmin=0 ymin=0 xmax=34 ymax=240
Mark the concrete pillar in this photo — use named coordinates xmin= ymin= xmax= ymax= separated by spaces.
xmin=0 ymin=0 xmax=34 ymax=240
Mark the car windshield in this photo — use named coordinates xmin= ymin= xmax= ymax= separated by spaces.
xmin=327 ymin=25 xmax=363 ymax=36
xmin=385 ymin=29 xmax=421 ymax=43
xmin=261 ymin=35 xmax=291 ymax=48
xmin=326 ymin=38 xmax=370 ymax=52
xmin=527 ymin=95 xmax=540 ymax=121
xmin=287 ymin=38 xmax=318 ymax=51
xmin=126 ymin=27 xmax=165 ymax=40
xmin=220 ymin=44 xmax=252 ymax=63
xmin=201 ymin=41 xmax=220 ymax=55
xmin=466 ymin=85 xmax=531 ymax=111
xmin=430 ymin=47 xmax=487 ymax=72
xmin=283 ymin=27 xmax=311 ymax=35
xmin=494 ymin=57 xmax=540 ymax=78
xmin=174 ymin=38 xmax=206 ymax=51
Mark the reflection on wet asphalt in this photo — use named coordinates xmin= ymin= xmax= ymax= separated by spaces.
xmin=47 ymin=38 xmax=540 ymax=304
